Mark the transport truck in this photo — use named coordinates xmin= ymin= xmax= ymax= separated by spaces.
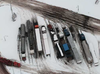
xmin=63 ymin=27 xmax=82 ymax=64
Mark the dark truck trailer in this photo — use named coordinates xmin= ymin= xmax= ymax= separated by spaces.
xmin=26 ymin=20 xmax=35 ymax=55
xmin=20 ymin=24 xmax=26 ymax=61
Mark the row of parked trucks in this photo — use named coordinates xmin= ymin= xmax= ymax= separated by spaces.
xmin=0 ymin=17 xmax=98 ymax=67
xmin=17 ymin=18 xmax=98 ymax=66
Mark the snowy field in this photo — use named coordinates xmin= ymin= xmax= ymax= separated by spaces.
xmin=0 ymin=3 xmax=100 ymax=74
xmin=37 ymin=0 xmax=100 ymax=20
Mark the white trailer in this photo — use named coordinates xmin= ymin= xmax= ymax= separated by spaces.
xmin=41 ymin=26 xmax=51 ymax=56
xmin=35 ymin=25 xmax=42 ymax=52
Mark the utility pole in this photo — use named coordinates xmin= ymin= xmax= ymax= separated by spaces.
xmin=10 ymin=2 xmax=17 ymax=22
xmin=95 ymin=0 xmax=99 ymax=4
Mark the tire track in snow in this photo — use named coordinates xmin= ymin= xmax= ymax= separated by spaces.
xmin=0 ymin=63 xmax=9 ymax=74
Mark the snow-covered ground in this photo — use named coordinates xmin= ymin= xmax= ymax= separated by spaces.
xmin=36 ymin=0 xmax=100 ymax=20
xmin=0 ymin=2 xmax=100 ymax=74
